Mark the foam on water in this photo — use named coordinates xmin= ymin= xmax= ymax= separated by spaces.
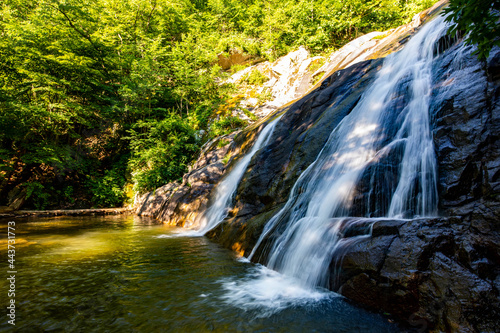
xmin=154 ymin=229 xmax=203 ymax=238
xmin=245 ymin=15 xmax=466 ymax=294
xmin=200 ymin=14 xmax=471 ymax=318
xmin=219 ymin=264 xmax=335 ymax=317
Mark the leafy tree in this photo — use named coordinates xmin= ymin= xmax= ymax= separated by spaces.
xmin=128 ymin=115 xmax=200 ymax=193
xmin=443 ymin=0 xmax=500 ymax=60
xmin=0 ymin=0 xmax=441 ymax=208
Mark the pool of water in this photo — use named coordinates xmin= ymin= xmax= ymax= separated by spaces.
xmin=0 ymin=215 xmax=400 ymax=332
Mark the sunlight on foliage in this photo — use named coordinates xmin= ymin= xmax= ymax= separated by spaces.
xmin=0 ymin=0 xmax=439 ymax=208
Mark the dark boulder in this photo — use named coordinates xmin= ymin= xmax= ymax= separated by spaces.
xmin=335 ymin=218 xmax=500 ymax=332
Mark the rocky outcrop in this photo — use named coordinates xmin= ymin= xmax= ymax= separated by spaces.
xmin=225 ymin=0 xmax=448 ymax=121
xmin=134 ymin=133 xmax=235 ymax=225
xmin=334 ymin=217 xmax=500 ymax=332
xmin=134 ymin=122 xmax=272 ymax=226
xmin=331 ymin=45 xmax=498 ymax=331
xmin=431 ymin=46 xmax=500 ymax=221
xmin=207 ymin=58 xmax=384 ymax=250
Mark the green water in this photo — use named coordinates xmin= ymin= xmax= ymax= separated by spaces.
xmin=1 ymin=215 xmax=400 ymax=332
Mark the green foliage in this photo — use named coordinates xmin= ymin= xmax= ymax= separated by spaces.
xmin=242 ymin=69 xmax=269 ymax=86
xmin=217 ymin=139 xmax=231 ymax=148
xmin=256 ymin=89 xmax=273 ymax=105
xmin=24 ymin=181 xmax=79 ymax=210
xmin=24 ymin=182 xmax=50 ymax=210
xmin=87 ymin=164 xmax=127 ymax=207
xmin=443 ymin=0 xmax=500 ymax=60
xmin=128 ymin=115 xmax=200 ymax=193
xmin=230 ymin=64 xmax=247 ymax=74
xmin=210 ymin=116 xmax=248 ymax=138
xmin=242 ymin=108 xmax=259 ymax=121
xmin=0 ymin=0 xmax=439 ymax=209
xmin=0 ymin=0 xmax=219 ymax=207
xmin=218 ymin=0 xmax=439 ymax=58
xmin=372 ymin=33 xmax=389 ymax=40
xmin=308 ymin=58 xmax=326 ymax=73
xmin=222 ymin=153 xmax=231 ymax=165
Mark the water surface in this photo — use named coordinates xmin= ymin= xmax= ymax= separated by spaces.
xmin=1 ymin=216 xmax=399 ymax=332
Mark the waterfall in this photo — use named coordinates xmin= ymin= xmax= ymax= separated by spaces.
xmin=248 ymin=15 xmax=451 ymax=289
xmin=193 ymin=115 xmax=281 ymax=234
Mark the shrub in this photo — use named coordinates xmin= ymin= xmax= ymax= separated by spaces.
xmin=242 ymin=69 xmax=269 ymax=86
xmin=209 ymin=116 xmax=248 ymax=138
xmin=128 ymin=115 xmax=200 ymax=193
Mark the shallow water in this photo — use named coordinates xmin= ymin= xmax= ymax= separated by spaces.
xmin=0 ymin=215 xmax=399 ymax=332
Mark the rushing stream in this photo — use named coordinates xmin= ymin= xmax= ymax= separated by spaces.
xmin=0 ymin=215 xmax=399 ymax=332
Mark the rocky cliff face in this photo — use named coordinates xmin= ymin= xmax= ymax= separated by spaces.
xmin=223 ymin=46 xmax=499 ymax=332
xmin=135 ymin=0 xmax=448 ymax=228
xmin=135 ymin=2 xmax=499 ymax=331
xmin=337 ymin=45 xmax=500 ymax=332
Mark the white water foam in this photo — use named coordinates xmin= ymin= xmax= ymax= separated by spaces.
xmin=246 ymin=16 xmax=455 ymax=293
xmin=210 ymin=14 xmax=469 ymax=316
xmin=219 ymin=264 xmax=335 ymax=317
xmin=154 ymin=229 xmax=202 ymax=239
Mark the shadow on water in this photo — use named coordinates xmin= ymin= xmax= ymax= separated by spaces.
xmin=0 ymin=216 xmax=399 ymax=332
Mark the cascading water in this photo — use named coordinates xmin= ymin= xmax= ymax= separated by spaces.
xmin=243 ymin=15 xmax=451 ymax=293
xmin=192 ymin=115 xmax=281 ymax=235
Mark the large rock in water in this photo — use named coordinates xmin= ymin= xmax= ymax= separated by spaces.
xmin=335 ymin=217 xmax=500 ymax=332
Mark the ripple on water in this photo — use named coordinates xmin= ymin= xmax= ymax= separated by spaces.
xmin=0 ymin=216 xmax=399 ymax=332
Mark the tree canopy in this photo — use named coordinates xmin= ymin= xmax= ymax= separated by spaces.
xmin=0 ymin=0 xmax=438 ymax=209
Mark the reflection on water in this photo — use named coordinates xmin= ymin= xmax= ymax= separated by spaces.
xmin=0 ymin=216 xmax=398 ymax=332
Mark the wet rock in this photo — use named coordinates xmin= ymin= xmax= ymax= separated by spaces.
xmin=208 ymin=38 xmax=500 ymax=332
xmin=333 ymin=218 xmax=500 ymax=332
xmin=232 ymin=59 xmax=382 ymax=220
xmin=487 ymin=47 xmax=500 ymax=82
